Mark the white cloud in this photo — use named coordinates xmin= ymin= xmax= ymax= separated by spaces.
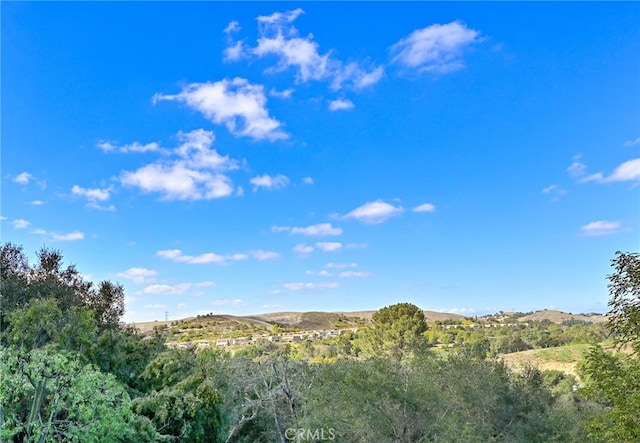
xmin=269 ymin=88 xmax=295 ymax=99
xmin=196 ymin=281 xmax=216 ymax=287
xmin=315 ymin=241 xmax=342 ymax=252
xmin=571 ymin=157 xmax=640 ymax=184
xmin=145 ymin=304 xmax=168 ymax=309
xmin=284 ymin=282 xmax=340 ymax=291
xmin=224 ymin=41 xmax=246 ymax=62
xmin=274 ymin=222 xmax=342 ymax=236
xmin=117 ymin=267 xmax=158 ymax=284
xmin=567 ymin=155 xmax=587 ymax=178
xmin=328 ymin=98 xmax=354 ymax=111
xmin=12 ymin=219 xmax=30 ymax=229
xmin=0 ymin=216 xmax=7 ymax=221
xmin=13 ymin=172 xmax=33 ymax=185
xmin=32 ymin=228 xmax=47 ymax=235
xmin=325 ymin=262 xmax=357 ymax=269
xmin=306 ymin=269 xmax=333 ymax=277
xmin=391 ymin=21 xmax=480 ymax=73
xmin=157 ymin=249 xmax=227 ymax=264
xmin=224 ymin=21 xmax=241 ymax=34
xmin=122 ymin=164 xmax=234 ymax=200
xmin=302 ymin=176 xmax=314 ymax=185
xmin=249 ymin=249 xmax=280 ymax=260
xmin=97 ymin=141 xmax=165 ymax=154
xmin=579 ymin=220 xmax=621 ymax=236
xmin=542 ymin=184 xmax=559 ymax=194
xmin=157 ymin=248 xmax=278 ymax=264
xmin=138 ymin=283 xmax=192 ymax=295
xmin=293 ymin=243 xmax=314 ymax=254
xmin=250 ymin=173 xmax=290 ymax=191
xmin=412 ymin=203 xmax=436 ymax=213
xmin=120 ymin=129 xmax=237 ymax=201
xmin=30 ymin=200 xmax=45 ymax=206
xmin=228 ymin=9 xmax=383 ymax=90
xmin=343 ymin=199 xmax=404 ymax=224
xmin=71 ymin=185 xmax=114 ymax=210
xmin=153 ymin=78 xmax=287 ymax=140
xmin=52 ymin=231 xmax=84 ymax=241
xmin=345 ymin=243 xmax=368 ymax=249
xmin=623 ymin=137 xmax=640 ymax=147
xmin=339 ymin=271 xmax=373 ymax=278
xmin=603 ymin=158 xmax=640 ymax=183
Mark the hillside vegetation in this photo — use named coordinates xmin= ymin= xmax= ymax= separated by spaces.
xmin=1 ymin=243 xmax=638 ymax=442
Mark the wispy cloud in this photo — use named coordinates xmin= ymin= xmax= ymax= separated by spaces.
xmin=117 ymin=267 xmax=158 ymax=284
xmin=52 ymin=231 xmax=85 ymax=241
xmin=272 ymin=222 xmax=342 ymax=236
xmin=250 ymin=249 xmax=281 ymax=260
xmin=338 ymin=271 xmax=373 ymax=278
xmin=144 ymin=304 xmax=168 ymax=309
xmin=541 ymin=184 xmax=567 ymax=201
xmin=315 ymin=241 xmax=342 ymax=252
xmin=120 ymin=129 xmax=238 ymax=200
xmin=12 ymin=219 xmax=30 ymax=229
xmin=579 ymin=220 xmax=621 ymax=236
xmin=302 ymin=177 xmax=314 ymax=185
xmin=250 ymin=174 xmax=290 ymax=191
xmin=72 ymin=185 xmax=115 ymax=210
xmin=343 ymin=199 xmax=404 ymax=224
xmin=602 ymin=158 xmax=640 ymax=183
xmin=305 ymin=269 xmax=333 ymax=277
xmin=391 ymin=21 xmax=480 ymax=74
xmin=157 ymin=247 xmax=279 ymax=264
xmin=225 ymin=8 xmax=383 ymax=90
xmin=293 ymin=243 xmax=314 ymax=254
xmin=137 ymin=283 xmax=192 ymax=295
xmin=570 ymin=156 xmax=640 ymax=184
xmin=269 ymin=88 xmax=295 ymax=99
xmin=13 ymin=172 xmax=33 ymax=185
xmin=325 ymin=262 xmax=357 ymax=269
xmin=328 ymin=98 xmax=354 ymax=111
xmin=412 ymin=203 xmax=436 ymax=213
xmin=284 ymin=282 xmax=340 ymax=291
xmin=153 ymin=78 xmax=287 ymax=141
xmin=97 ymin=141 xmax=166 ymax=154
xmin=567 ymin=155 xmax=587 ymax=178
xmin=623 ymin=137 xmax=640 ymax=147
xmin=30 ymin=200 xmax=45 ymax=206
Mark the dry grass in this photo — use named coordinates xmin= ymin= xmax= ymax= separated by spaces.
xmin=499 ymin=344 xmax=593 ymax=376
xmin=518 ymin=310 xmax=607 ymax=324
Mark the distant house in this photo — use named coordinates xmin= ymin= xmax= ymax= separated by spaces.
xmin=216 ymin=339 xmax=230 ymax=347
xmin=231 ymin=337 xmax=250 ymax=346
xmin=267 ymin=335 xmax=282 ymax=342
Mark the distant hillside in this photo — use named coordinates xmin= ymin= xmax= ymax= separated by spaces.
xmin=518 ymin=310 xmax=607 ymax=324
xmin=133 ymin=309 xmax=468 ymax=334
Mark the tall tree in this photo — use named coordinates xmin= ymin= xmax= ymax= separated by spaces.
xmin=356 ymin=303 xmax=428 ymax=360
xmin=580 ymin=251 xmax=640 ymax=441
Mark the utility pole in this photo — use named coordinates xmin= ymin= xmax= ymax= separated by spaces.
xmin=165 ymin=311 xmax=169 ymax=322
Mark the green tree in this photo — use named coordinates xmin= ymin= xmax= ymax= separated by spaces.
xmin=580 ymin=251 xmax=640 ymax=442
xmin=356 ymin=303 xmax=428 ymax=360
xmin=0 ymin=346 xmax=155 ymax=442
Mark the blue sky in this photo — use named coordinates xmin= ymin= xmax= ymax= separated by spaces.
xmin=2 ymin=2 xmax=639 ymax=322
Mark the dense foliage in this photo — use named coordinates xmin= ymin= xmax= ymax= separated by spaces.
xmin=1 ymin=243 xmax=637 ymax=441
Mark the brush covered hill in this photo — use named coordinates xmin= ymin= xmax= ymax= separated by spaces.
xmin=133 ymin=309 xmax=468 ymax=337
xmin=518 ymin=309 xmax=607 ymax=324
